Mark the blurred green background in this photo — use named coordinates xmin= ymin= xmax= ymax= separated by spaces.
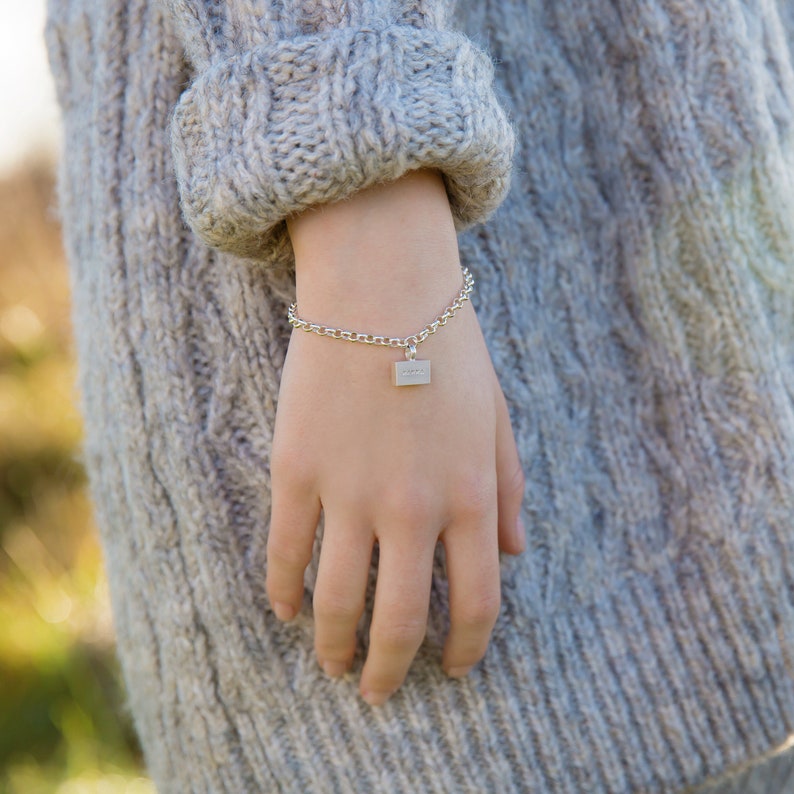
xmin=0 ymin=162 xmax=153 ymax=793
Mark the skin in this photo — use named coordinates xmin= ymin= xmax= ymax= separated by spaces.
xmin=266 ymin=167 xmax=526 ymax=707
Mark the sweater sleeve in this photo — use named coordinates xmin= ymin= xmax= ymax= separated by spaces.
xmin=162 ymin=1 xmax=516 ymax=260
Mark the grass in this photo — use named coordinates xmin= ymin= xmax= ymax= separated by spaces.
xmin=0 ymin=160 xmax=153 ymax=793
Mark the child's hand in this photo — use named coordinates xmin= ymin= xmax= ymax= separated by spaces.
xmin=265 ymin=169 xmax=526 ymax=707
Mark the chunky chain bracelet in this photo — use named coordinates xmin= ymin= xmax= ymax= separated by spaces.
xmin=287 ymin=266 xmax=474 ymax=386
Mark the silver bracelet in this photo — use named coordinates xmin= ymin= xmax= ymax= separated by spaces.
xmin=287 ymin=266 xmax=474 ymax=386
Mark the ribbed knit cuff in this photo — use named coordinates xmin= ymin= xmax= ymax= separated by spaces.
xmin=169 ymin=23 xmax=516 ymax=260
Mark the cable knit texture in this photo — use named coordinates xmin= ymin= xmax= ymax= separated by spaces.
xmin=167 ymin=1 xmax=516 ymax=260
xmin=45 ymin=0 xmax=794 ymax=792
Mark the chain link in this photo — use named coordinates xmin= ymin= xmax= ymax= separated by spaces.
xmin=287 ymin=267 xmax=474 ymax=353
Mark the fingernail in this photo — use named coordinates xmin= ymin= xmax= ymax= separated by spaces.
xmin=322 ymin=660 xmax=348 ymax=678
xmin=362 ymin=690 xmax=393 ymax=707
xmin=446 ymin=665 xmax=473 ymax=678
xmin=273 ymin=601 xmax=296 ymax=621
xmin=514 ymin=516 xmax=527 ymax=551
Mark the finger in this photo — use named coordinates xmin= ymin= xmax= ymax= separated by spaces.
xmin=495 ymin=389 xmax=526 ymax=555
xmin=359 ymin=537 xmax=435 ymax=706
xmin=441 ymin=514 xmax=501 ymax=677
xmin=313 ymin=519 xmax=374 ymax=677
xmin=266 ymin=477 xmax=322 ymax=622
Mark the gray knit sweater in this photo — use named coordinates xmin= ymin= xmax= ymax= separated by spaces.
xmin=45 ymin=0 xmax=794 ymax=792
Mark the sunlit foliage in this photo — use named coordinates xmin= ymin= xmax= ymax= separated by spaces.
xmin=0 ymin=163 xmax=152 ymax=793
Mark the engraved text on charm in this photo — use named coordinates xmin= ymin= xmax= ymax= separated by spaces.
xmin=393 ymin=340 xmax=431 ymax=386
xmin=393 ymin=359 xmax=431 ymax=386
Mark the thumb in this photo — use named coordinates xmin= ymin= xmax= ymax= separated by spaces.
xmin=494 ymin=387 xmax=526 ymax=555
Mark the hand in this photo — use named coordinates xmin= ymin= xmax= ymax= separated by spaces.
xmin=265 ymin=169 xmax=526 ymax=707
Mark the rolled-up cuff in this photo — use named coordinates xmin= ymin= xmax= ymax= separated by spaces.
xmin=170 ymin=23 xmax=516 ymax=261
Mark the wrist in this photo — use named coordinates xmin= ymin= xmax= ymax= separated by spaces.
xmin=286 ymin=168 xmax=463 ymax=334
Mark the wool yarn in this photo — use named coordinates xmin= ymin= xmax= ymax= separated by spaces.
xmin=46 ymin=1 xmax=794 ymax=791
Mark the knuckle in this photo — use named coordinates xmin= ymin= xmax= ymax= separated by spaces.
xmin=313 ymin=591 xmax=364 ymax=624
xmin=380 ymin=482 xmax=436 ymax=525
xmin=455 ymin=590 xmax=502 ymax=629
xmin=451 ymin=470 xmax=496 ymax=521
xmin=266 ymin=535 xmax=312 ymax=570
xmin=370 ymin=616 xmax=427 ymax=650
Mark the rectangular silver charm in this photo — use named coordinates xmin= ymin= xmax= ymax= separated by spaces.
xmin=392 ymin=359 xmax=431 ymax=386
